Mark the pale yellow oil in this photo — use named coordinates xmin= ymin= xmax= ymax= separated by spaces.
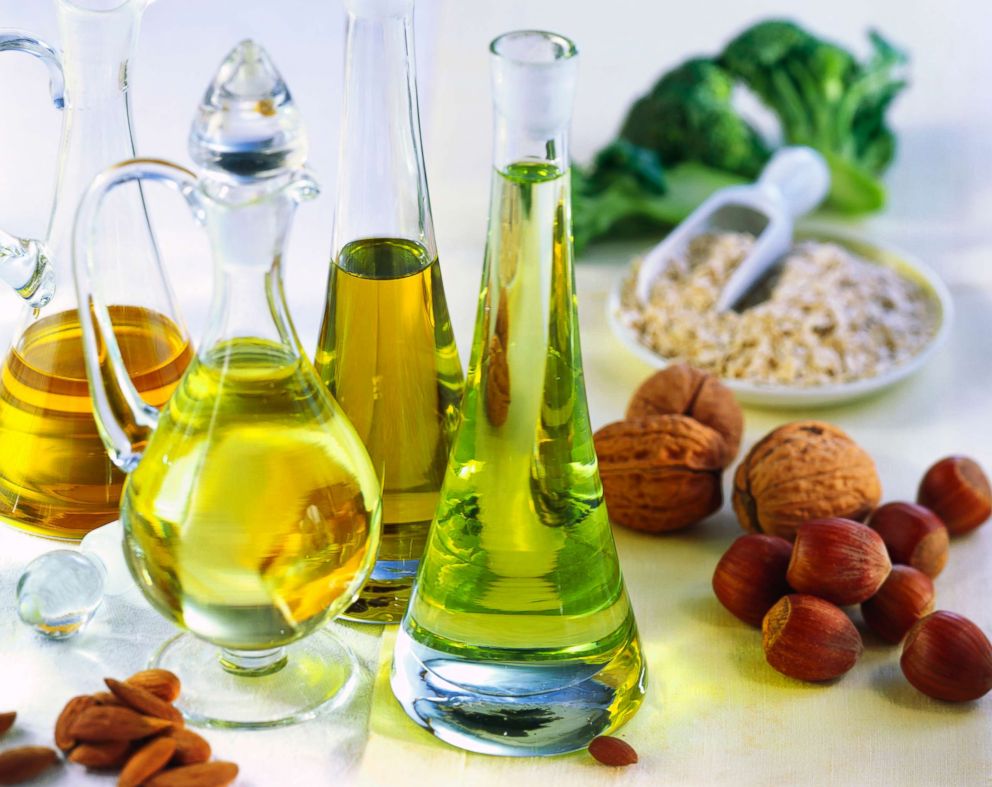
xmin=122 ymin=338 xmax=382 ymax=651
xmin=0 ymin=306 xmax=192 ymax=539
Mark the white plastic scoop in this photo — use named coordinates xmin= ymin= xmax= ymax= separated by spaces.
xmin=634 ymin=146 xmax=831 ymax=311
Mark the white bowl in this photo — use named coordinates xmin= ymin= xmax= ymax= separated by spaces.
xmin=606 ymin=229 xmax=954 ymax=409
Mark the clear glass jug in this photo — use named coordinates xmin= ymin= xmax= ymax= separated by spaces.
xmin=0 ymin=0 xmax=191 ymax=540
xmin=73 ymin=40 xmax=382 ymax=728
xmin=391 ymin=31 xmax=647 ymax=756
xmin=314 ymin=0 xmax=464 ymax=623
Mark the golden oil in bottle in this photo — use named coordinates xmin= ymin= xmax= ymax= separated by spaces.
xmin=0 ymin=306 xmax=191 ymax=539
xmin=315 ymin=237 xmax=463 ymax=622
xmin=123 ymin=337 xmax=382 ymax=651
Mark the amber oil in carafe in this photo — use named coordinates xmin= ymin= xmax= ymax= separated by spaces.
xmin=0 ymin=306 xmax=191 ymax=539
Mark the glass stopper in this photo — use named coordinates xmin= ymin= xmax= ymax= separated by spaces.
xmin=17 ymin=551 xmax=105 ymax=640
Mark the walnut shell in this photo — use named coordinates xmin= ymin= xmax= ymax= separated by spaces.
xmin=594 ymin=415 xmax=724 ymax=533
xmin=626 ymin=364 xmax=743 ymax=468
xmin=732 ymin=420 xmax=881 ymax=541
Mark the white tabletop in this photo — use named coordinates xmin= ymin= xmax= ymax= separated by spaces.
xmin=1 ymin=1 xmax=991 ymax=785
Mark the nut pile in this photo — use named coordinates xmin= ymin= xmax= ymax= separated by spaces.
xmin=0 ymin=669 xmax=238 ymax=786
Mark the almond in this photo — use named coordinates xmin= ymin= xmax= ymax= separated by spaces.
xmin=106 ymin=678 xmax=183 ymax=726
xmin=126 ymin=670 xmax=181 ymax=704
xmin=168 ymin=729 xmax=211 ymax=765
xmin=55 ymin=695 xmax=97 ymax=751
xmin=119 ymin=737 xmax=177 ymax=787
xmin=588 ymin=736 xmax=638 ymax=767
xmin=70 ymin=706 xmax=172 ymax=742
xmin=0 ymin=746 xmax=58 ymax=784
xmin=0 ymin=713 xmax=14 ymax=736
xmin=92 ymin=691 xmax=124 ymax=706
xmin=68 ymin=740 xmax=131 ymax=769
xmin=145 ymin=761 xmax=239 ymax=787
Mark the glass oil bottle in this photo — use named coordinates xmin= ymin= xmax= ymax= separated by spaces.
xmin=314 ymin=0 xmax=463 ymax=623
xmin=391 ymin=31 xmax=646 ymax=756
xmin=0 ymin=0 xmax=191 ymax=540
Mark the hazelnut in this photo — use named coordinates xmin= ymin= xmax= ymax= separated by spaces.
xmin=732 ymin=421 xmax=881 ymax=541
xmin=786 ymin=518 xmax=891 ymax=606
xmin=867 ymin=502 xmax=949 ymax=578
xmin=762 ymin=594 xmax=863 ymax=682
xmin=626 ymin=364 xmax=743 ymax=467
xmin=901 ymin=611 xmax=992 ymax=702
xmin=712 ymin=534 xmax=793 ymax=627
xmin=861 ymin=566 xmax=935 ymax=644
xmin=594 ymin=415 xmax=724 ymax=533
xmin=917 ymin=456 xmax=991 ymax=536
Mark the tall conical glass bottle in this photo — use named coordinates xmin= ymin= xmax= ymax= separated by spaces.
xmin=391 ymin=31 xmax=646 ymax=756
xmin=314 ymin=0 xmax=463 ymax=623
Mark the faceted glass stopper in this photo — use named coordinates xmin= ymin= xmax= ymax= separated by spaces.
xmin=189 ymin=39 xmax=308 ymax=179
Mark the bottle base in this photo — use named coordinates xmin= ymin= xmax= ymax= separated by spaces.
xmin=340 ymin=556 xmax=420 ymax=624
xmin=389 ymin=624 xmax=647 ymax=756
xmin=151 ymin=628 xmax=360 ymax=729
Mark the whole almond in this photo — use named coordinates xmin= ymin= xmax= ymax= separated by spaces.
xmin=92 ymin=691 xmax=124 ymax=707
xmin=0 ymin=746 xmax=58 ymax=785
xmin=106 ymin=678 xmax=183 ymax=726
xmin=168 ymin=728 xmax=211 ymax=765
xmin=126 ymin=670 xmax=181 ymax=704
xmin=119 ymin=737 xmax=177 ymax=787
xmin=70 ymin=706 xmax=172 ymax=742
xmin=68 ymin=740 xmax=131 ymax=769
xmin=145 ymin=761 xmax=239 ymax=787
xmin=0 ymin=713 xmax=14 ymax=736
xmin=588 ymin=736 xmax=638 ymax=767
xmin=55 ymin=695 xmax=97 ymax=751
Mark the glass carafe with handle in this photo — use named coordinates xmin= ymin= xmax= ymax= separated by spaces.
xmin=73 ymin=40 xmax=382 ymax=729
xmin=314 ymin=0 xmax=464 ymax=623
xmin=391 ymin=31 xmax=647 ymax=755
xmin=0 ymin=0 xmax=191 ymax=540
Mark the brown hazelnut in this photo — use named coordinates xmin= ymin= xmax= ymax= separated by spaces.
xmin=732 ymin=421 xmax=881 ymax=541
xmin=762 ymin=594 xmax=863 ymax=682
xmin=917 ymin=456 xmax=991 ymax=536
xmin=901 ymin=611 xmax=992 ymax=702
xmin=594 ymin=415 xmax=724 ymax=533
xmin=786 ymin=518 xmax=891 ymax=606
xmin=712 ymin=534 xmax=793 ymax=627
xmin=867 ymin=502 xmax=949 ymax=578
xmin=861 ymin=565 xmax=935 ymax=644
xmin=626 ymin=364 xmax=743 ymax=467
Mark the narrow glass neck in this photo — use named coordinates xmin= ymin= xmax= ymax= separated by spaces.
xmin=58 ymin=1 xmax=141 ymax=108
xmin=493 ymin=117 xmax=568 ymax=177
xmin=333 ymin=0 xmax=436 ymax=261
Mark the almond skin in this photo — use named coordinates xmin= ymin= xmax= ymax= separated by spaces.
xmin=917 ymin=456 xmax=992 ymax=535
xmin=712 ymin=534 xmax=793 ymax=627
xmin=901 ymin=611 xmax=992 ymax=702
xmin=861 ymin=566 xmax=936 ymax=644
xmin=0 ymin=713 xmax=14 ymax=736
xmin=867 ymin=502 xmax=949 ymax=578
xmin=0 ymin=746 xmax=58 ymax=785
xmin=69 ymin=706 xmax=172 ymax=742
xmin=787 ymin=518 xmax=891 ymax=606
xmin=119 ymin=737 xmax=177 ymax=787
xmin=588 ymin=736 xmax=638 ymax=767
xmin=106 ymin=678 xmax=183 ymax=726
xmin=55 ymin=695 xmax=97 ymax=751
xmin=762 ymin=594 xmax=863 ymax=682
xmin=145 ymin=761 xmax=239 ymax=787
xmin=92 ymin=691 xmax=124 ymax=707
xmin=126 ymin=670 xmax=181 ymax=704
xmin=68 ymin=740 xmax=131 ymax=769
xmin=168 ymin=729 xmax=211 ymax=766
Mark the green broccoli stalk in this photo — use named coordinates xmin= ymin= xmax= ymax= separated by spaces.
xmin=720 ymin=20 xmax=908 ymax=212
xmin=619 ymin=58 xmax=771 ymax=179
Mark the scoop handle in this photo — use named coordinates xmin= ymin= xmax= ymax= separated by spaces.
xmin=757 ymin=146 xmax=830 ymax=218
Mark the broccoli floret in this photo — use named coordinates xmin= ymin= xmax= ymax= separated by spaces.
xmin=720 ymin=19 xmax=908 ymax=211
xmin=620 ymin=58 xmax=770 ymax=179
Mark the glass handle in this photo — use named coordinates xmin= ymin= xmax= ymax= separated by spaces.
xmin=0 ymin=31 xmax=64 ymax=307
xmin=73 ymin=158 xmax=200 ymax=472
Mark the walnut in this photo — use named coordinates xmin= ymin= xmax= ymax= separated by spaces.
xmin=594 ymin=415 xmax=725 ymax=533
xmin=732 ymin=421 xmax=881 ymax=541
xmin=626 ymin=363 xmax=743 ymax=468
